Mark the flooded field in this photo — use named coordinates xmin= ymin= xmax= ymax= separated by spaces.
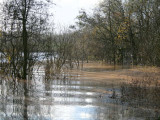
xmin=0 ymin=63 xmax=159 ymax=120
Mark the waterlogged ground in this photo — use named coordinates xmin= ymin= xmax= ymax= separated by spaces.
xmin=0 ymin=63 xmax=159 ymax=120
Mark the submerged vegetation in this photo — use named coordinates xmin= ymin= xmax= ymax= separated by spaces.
xmin=120 ymin=69 xmax=160 ymax=119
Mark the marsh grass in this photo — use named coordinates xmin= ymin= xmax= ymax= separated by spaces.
xmin=121 ymin=71 xmax=160 ymax=118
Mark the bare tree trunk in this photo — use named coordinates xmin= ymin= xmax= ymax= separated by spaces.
xmin=22 ymin=1 xmax=28 ymax=79
xmin=108 ymin=0 xmax=116 ymax=70
xmin=22 ymin=23 xmax=28 ymax=79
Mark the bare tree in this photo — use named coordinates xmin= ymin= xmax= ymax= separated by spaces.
xmin=0 ymin=0 xmax=52 ymax=79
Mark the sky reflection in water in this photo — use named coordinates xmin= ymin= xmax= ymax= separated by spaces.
xmin=0 ymin=65 xmax=156 ymax=120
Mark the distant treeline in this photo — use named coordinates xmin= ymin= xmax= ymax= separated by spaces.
xmin=0 ymin=0 xmax=160 ymax=79
xmin=75 ymin=0 xmax=160 ymax=66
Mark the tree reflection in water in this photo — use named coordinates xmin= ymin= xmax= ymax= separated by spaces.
xmin=23 ymin=82 xmax=28 ymax=120
xmin=0 ymin=65 xmax=159 ymax=120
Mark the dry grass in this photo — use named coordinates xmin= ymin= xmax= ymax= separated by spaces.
xmin=64 ymin=62 xmax=160 ymax=87
xmin=120 ymin=67 xmax=160 ymax=119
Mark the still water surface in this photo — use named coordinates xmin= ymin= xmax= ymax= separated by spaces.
xmin=0 ymin=65 xmax=157 ymax=120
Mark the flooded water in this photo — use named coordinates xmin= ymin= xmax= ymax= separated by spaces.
xmin=0 ymin=65 xmax=158 ymax=120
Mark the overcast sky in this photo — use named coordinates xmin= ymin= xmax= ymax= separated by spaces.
xmin=0 ymin=0 xmax=101 ymax=30
xmin=53 ymin=0 xmax=101 ymax=29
